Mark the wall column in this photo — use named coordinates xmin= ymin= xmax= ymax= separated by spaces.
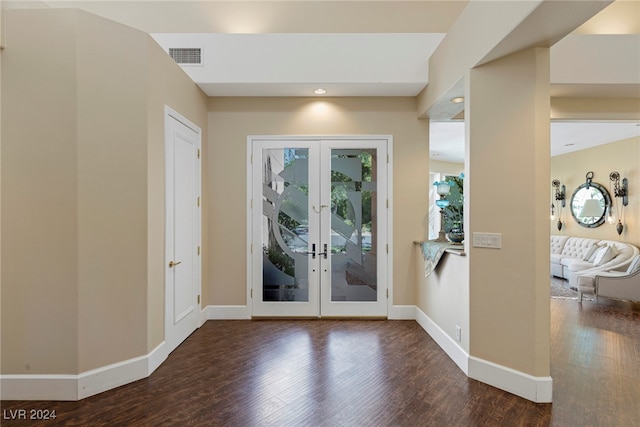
xmin=465 ymin=47 xmax=551 ymax=402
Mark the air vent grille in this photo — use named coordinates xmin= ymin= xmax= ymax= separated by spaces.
xmin=169 ymin=48 xmax=202 ymax=65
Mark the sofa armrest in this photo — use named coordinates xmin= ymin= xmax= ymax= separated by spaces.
xmin=595 ymin=269 xmax=640 ymax=302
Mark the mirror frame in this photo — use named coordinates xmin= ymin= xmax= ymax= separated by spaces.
xmin=570 ymin=182 xmax=611 ymax=228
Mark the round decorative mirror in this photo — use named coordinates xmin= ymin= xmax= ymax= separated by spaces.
xmin=570 ymin=181 xmax=611 ymax=228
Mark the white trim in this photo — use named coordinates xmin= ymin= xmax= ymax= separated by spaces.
xmin=165 ymin=105 xmax=200 ymax=134
xmin=199 ymin=306 xmax=208 ymax=326
xmin=386 ymin=139 xmax=394 ymax=318
xmin=414 ymin=306 xmax=553 ymax=403
xmin=247 ymin=135 xmax=393 ymax=318
xmin=388 ymin=305 xmax=416 ymax=320
xmin=468 ymin=357 xmax=553 ymax=403
xmin=203 ymin=305 xmax=251 ymax=320
xmin=1 ymin=343 xmax=169 ymax=401
xmin=0 ymin=375 xmax=78 ymax=401
xmin=415 ymin=306 xmax=469 ymax=373
xmin=77 ymin=356 xmax=148 ymax=400
xmin=246 ymin=137 xmax=253 ymax=314
xmin=147 ymin=342 xmax=168 ymax=376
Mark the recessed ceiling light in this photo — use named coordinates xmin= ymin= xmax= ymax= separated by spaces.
xmin=564 ymin=143 xmax=575 ymax=147
xmin=314 ymin=88 xmax=327 ymax=95
xmin=450 ymin=97 xmax=464 ymax=104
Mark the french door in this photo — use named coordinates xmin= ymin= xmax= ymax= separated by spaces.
xmin=250 ymin=136 xmax=390 ymax=317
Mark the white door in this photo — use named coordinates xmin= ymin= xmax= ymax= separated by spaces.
xmin=250 ymin=136 xmax=390 ymax=318
xmin=165 ymin=108 xmax=201 ymax=352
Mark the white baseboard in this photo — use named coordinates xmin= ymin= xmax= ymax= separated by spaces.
xmin=388 ymin=305 xmax=416 ymax=320
xmin=204 ymin=305 xmax=251 ymax=320
xmin=146 ymin=342 xmax=167 ymax=376
xmin=199 ymin=306 xmax=208 ymax=326
xmin=1 ymin=342 xmax=169 ymax=401
xmin=0 ymin=375 xmax=78 ymax=401
xmin=468 ymin=357 xmax=553 ymax=403
xmin=415 ymin=306 xmax=469 ymax=373
xmin=414 ymin=306 xmax=553 ymax=403
xmin=77 ymin=355 xmax=148 ymax=400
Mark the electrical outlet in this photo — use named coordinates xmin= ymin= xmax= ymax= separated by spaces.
xmin=455 ymin=325 xmax=462 ymax=342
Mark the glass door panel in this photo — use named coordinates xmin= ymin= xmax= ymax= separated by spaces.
xmin=329 ymin=149 xmax=377 ymax=302
xmin=262 ymin=148 xmax=310 ymax=302
xmin=320 ymin=140 xmax=388 ymax=318
xmin=253 ymin=142 xmax=320 ymax=317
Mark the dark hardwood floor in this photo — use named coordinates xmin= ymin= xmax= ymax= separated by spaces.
xmin=2 ymin=295 xmax=639 ymax=426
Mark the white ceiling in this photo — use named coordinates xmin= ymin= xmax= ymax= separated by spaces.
xmin=153 ymin=30 xmax=640 ymax=163
xmin=151 ymin=31 xmax=640 ymax=99
xmin=151 ymin=33 xmax=445 ymax=97
xmin=9 ymin=0 xmax=636 ymax=162
xmin=148 ymin=13 xmax=639 ymax=163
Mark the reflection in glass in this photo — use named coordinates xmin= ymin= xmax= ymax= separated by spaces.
xmin=330 ymin=149 xmax=377 ymax=302
xmin=570 ymin=182 xmax=610 ymax=228
xmin=262 ymin=148 xmax=309 ymax=302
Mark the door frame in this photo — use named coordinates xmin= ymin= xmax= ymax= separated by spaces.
xmin=164 ymin=106 xmax=202 ymax=353
xmin=246 ymin=135 xmax=394 ymax=317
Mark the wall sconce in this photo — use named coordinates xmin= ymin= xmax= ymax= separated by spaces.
xmin=433 ymin=180 xmax=451 ymax=242
xmin=609 ymin=171 xmax=629 ymax=235
xmin=551 ymin=179 xmax=566 ymax=231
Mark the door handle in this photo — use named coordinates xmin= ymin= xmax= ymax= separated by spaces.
xmin=169 ymin=260 xmax=182 ymax=268
xmin=304 ymin=243 xmax=316 ymax=259
xmin=318 ymin=243 xmax=328 ymax=259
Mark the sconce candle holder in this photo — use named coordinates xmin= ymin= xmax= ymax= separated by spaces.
xmin=551 ymin=179 xmax=566 ymax=231
xmin=609 ymin=171 xmax=629 ymax=235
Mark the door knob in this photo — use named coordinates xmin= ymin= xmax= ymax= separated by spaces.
xmin=169 ymin=261 xmax=182 ymax=268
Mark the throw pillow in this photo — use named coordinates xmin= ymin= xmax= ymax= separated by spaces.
xmin=588 ymin=245 xmax=606 ymax=263
xmin=593 ymin=246 xmax=618 ymax=266
xmin=626 ymin=255 xmax=640 ymax=274
xmin=583 ymin=244 xmax=601 ymax=262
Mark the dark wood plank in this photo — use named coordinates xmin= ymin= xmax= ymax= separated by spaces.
xmin=2 ymin=295 xmax=639 ymax=426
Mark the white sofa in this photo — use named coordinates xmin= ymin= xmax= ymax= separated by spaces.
xmin=577 ymin=255 xmax=640 ymax=303
xmin=550 ymin=235 xmax=639 ymax=288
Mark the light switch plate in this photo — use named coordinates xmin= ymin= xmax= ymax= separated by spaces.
xmin=472 ymin=232 xmax=502 ymax=249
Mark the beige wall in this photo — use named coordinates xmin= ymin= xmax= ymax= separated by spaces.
xmin=76 ymin=11 xmax=149 ymax=373
xmin=551 ymin=136 xmax=640 ymax=247
xmin=416 ymin=249 xmax=470 ymax=350
xmin=2 ymin=9 xmax=80 ymax=374
xmin=418 ymin=49 xmax=552 ymax=378
xmin=1 ymin=8 xmax=207 ymax=375
xmin=429 ymin=159 xmax=464 ymax=176
xmin=466 ymin=48 xmax=550 ymax=377
xmin=551 ymin=97 xmax=640 ymax=121
xmin=206 ymin=97 xmax=429 ymax=307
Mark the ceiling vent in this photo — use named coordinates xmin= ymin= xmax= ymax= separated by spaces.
xmin=168 ymin=48 xmax=202 ymax=65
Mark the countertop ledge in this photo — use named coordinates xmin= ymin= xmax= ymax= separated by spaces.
xmin=413 ymin=240 xmax=466 ymax=256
